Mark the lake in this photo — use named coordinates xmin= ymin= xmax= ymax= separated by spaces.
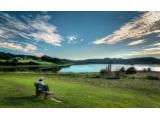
xmin=59 ymin=64 xmax=160 ymax=73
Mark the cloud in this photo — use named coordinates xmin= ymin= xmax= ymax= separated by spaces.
xmin=25 ymin=43 xmax=37 ymax=52
xmin=67 ymin=35 xmax=78 ymax=43
xmin=29 ymin=20 xmax=62 ymax=46
xmin=30 ymin=32 xmax=62 ymax=46
xmin=94 ymin=11 xmax=160 ymax=45
xmin=151 ymin=42 xmax=160 ymax=46
xmin=0 ymin=12 xmax=62 ymax=47
xmin=93 ymin=37 xmax=107 ymax=44
xmin=0 ymin=12 xmax=63 ymax=55
xmin=127 ymin=42 xmax=160 ymax=57
xmin=0 ymin=41 xmax=37 ymax=53
xmin=0 ymin=29 xmax=5 ymax=36
xmin=128 ymin=39 xmax=145 ymax=46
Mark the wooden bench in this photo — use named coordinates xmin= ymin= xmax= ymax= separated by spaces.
xmin=35 ymin=84 xmax=54 ymax=99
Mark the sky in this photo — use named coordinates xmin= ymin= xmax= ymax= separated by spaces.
xmin=0 ymin=11 xmax=160 ymax=60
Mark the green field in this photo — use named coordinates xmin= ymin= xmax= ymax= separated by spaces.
xmin=0 ymin=72 xmax=160 ymax=108
xmin=18 ymin=59 xmax=54 ymax=65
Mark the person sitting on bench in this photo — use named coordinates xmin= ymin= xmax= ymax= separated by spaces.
xmin=34 ymin=77 xmax=44 ymax=97
xmin=34 ymin=77 xmax=53 ymax=99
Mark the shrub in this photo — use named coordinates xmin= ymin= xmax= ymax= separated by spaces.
xmin=147 ymin=67 xmax=152 ymax=72
xmin=147 ymin=75 xmax=159 ymax=80
xmin=143 ymin=68 xmax=152 ymax=72
xmin=119 ymin=67 xmax=125 ymax=73
xmin=100 ymin=69 xmax=106 ymax=77
xmin=126 ymin=67 xmax=137 ymax=74
xmin=142 ymin=68 xmax=147 ymax=72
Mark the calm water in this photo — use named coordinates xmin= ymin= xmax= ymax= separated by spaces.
xmin=59 ymin=64 xmax=160 ymax=73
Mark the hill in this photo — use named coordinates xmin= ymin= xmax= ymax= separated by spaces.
xmin=1 ymin=52 xmax=160 ymax=66
xmin=0 ymin=52 xmax=71 ymax=66
xmin=73 ymin=57 xmax=160 ymax=64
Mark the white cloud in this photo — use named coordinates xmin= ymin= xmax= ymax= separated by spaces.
xmin=151 ymin=42 xmax=160 ymax=46
xmin=30 ymin=21 xmax=57 ymax=33
xmin=93 ymin=37 xmax=107 ymax=44
xmin=0 ymin=13 xmax=30 ymax=31
xmin=127 ymin=42 xmax=160 ymax=57
xmin=25 ymin=43 xmax=37 ymax=52
xmin=67 ymin=35 xmax=78 ymax=43
xmin=0 ymin=29 xmax=5 ymax=36
xmin=94 ymin=11 xmax=160 ymax=45
xmin=0 ymin=12 xmax=62 ymax=47
xmin=0 ymin=41 xmax=37 ymax=53
xmin=128 ymin=39 xmax=145 ymax=46
xmin=0 ymin=12 xmax=63 ymax=55
xmin=30 ymin=32 xmax=62 ymax=46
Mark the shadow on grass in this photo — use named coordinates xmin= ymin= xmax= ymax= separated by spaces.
xmin=0 ymin=95 xmax=49 ymax=107
xmin=4 ymin=95 xmax=37 ymax=100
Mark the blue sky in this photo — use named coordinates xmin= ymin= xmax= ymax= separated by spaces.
xmin=0 ymin=11 xmax=160 ymax=60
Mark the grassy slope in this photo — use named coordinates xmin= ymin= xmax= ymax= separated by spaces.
xmin=18 ymin=60 xmax=54 ymax=65
xmin=0 ymin=59 xmax=55 ymax=65
xmin=0 ymin=72 xmax=160 ymax=108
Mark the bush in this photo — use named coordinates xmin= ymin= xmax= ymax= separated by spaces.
xmin=100 ymin=69 xmax=106 ymax=74
xmin=142 ymin=68 xmax=147 ymax=72
xmin=119 ymin=67 xmax=125 ymax=73
xmin=143 ymin=68 xmax=152 ymax=72
xmin=126 ymin=67 xmax=137 ymax=74
xmin=147 ymin=68 xmax=152 ymax=72
xmin=147 ymin=75 xmax=159 ymax=80
xmin=100 ymin=69 xmax=106 ymax=77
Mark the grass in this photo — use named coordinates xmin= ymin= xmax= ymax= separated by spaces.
xmin=0 ymin=59 xmax=55 ymax=65
xmin=0 ymin=72 xmax=160 ymax=108
xmin=0 ymin=59 xmax=7 ymax=62
xmin=18 ymin=59 xmax=54 ymax=65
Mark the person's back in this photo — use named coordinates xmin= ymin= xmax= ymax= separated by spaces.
xmin=35 ymin=77 xmax=44 ymax=96
xmin=36 ymin=82 xmax=44 ymax=91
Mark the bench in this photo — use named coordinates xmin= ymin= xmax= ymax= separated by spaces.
xmin=35 ymin=84 xmax=54 ymax=99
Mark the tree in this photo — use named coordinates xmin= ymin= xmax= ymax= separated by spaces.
xmin=147 ymin=67 xmax=152 ymax=72
xmin=100 ymin=69 xmax=106 ymax=77
xmin=126 ymin=67 xmax=137 ymax=74
xmin=119 ymin=67 xmax=125 ymax=73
